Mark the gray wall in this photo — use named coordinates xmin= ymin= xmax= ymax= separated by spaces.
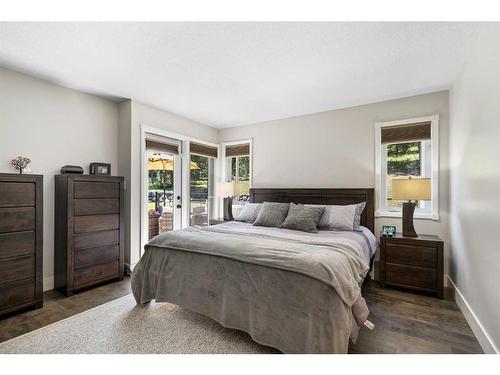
xmin=449 ymin=25 xmax=500 ymax=353
xmin=219 ymin=91 xmax=451 ymax=280
xmin=117 ymin=100 xmax=132 ymax=268
xmin=0 ymin=67 xmax=119 ymax=290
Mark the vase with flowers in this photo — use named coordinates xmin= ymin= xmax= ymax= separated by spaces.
xmin=11 ymin=156 xmax=31 ymax=174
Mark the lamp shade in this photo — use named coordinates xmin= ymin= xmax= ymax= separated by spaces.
xmin=392 ymin=178 xmax=431 ymax=201
xmin=217 ymin=181 xmax=241 ymax=197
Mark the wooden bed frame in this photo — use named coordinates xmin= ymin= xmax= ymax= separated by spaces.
xmin=250 ymin=187 xmax=376 ymax=277
xmin=249 ymin=188 xmax=375 ymax=234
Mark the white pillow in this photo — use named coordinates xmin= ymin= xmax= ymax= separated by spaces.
xmin=236 ymin=203 xmax=262 ymax=223
xmin=306 ymin=202 xmax=366 ymax=231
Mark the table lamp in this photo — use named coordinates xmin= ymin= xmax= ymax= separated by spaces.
xmin=217 ymin=181 xmax=241 ymax=221
xmin=391 ymin=178 xmax=431 ymax=237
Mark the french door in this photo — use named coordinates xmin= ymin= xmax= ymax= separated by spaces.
xmin=142 ymin=135 xmax=183 ymax=250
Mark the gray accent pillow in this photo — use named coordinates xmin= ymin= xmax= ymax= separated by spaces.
xmin=306 ymin=202 xmax=366 ymax=231
xmin=281 ymin=203 xmax=325 ymax=233
xmin=236 ymin=203 xmax=262 ymax=223
xmin=253 ymin=202 xmax=290 ymax=228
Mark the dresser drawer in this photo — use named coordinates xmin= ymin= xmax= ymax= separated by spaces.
xmin=0 ymin=207 xmax=35 ymax=233
xmin=74 ymin=230 xmax=120 ymax=250
xmin=74 ymin=198 xmax=120 ymax=216
xmin=74 ymin=244 xmax=120 ymax=269
xmin=74 ymin=214 xmax=120 ymax=233
xmin=73 ymin=261 xmax=119 ymax=287
xmin=0 ymin=231 xmax=35 ymax=258
xmin=386 ymin=243 xmax=437 ymax=268
xmin=0 ymin=254 xmax=35 ymax=284
xmin=0 ymin=182 xmax=35 ymax=207
xmin=386 ymin=263 xmax=437 ymax=289
xmin=74 ymin=182 xmax=120 ymax=198
xmin=0 ymin=278 xmax=35 ymax=311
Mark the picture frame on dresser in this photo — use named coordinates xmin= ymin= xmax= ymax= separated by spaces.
xmin=89 ymin=162 xmax=111 ymax=176
xmin=54 ymin=174 xmax=124 ymax=297
xmin=0 ymin=173 xmax=43 ymax=317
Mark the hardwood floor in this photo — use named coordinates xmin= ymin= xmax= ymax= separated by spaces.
xmin=350 ymin=280 xmax=483 ymax=353
xmin=0 ymin=278 xmax=131 ymax=344
xmin=0 ymin=277 xmax=482 ymax=353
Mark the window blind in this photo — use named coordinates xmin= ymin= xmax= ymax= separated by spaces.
xmin=381 ymin=122 xmax=431 ymax=144
xmin=190 ymin=142 xmax=218 ymax=158
xmin=225 ymin=143 xmax=250 ymax=157
xmin=145 ymin=139 xmax=179 ymax=155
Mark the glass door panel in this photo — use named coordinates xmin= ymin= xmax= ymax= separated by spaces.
xmin=146 ymin=148 xmax=182 ymax=241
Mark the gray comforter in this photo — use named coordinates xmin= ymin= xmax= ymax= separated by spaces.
xmin=131 ymin=223 xmax=373 ymax=353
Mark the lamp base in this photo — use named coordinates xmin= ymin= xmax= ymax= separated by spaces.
xmin=402 ymin=202 xmax=418 ymax=237
xmin=223 ymin=197 xmax=234 ymax=221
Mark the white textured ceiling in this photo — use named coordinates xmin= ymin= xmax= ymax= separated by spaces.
xmin=0 ymin=22 xmax=479 ymax=128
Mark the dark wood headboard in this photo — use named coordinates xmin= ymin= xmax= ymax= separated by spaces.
xmin=249 ymin=188 xmax=375 ymax=233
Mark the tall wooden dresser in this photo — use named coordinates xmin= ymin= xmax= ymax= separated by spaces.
xmin=54 ymin=175 xmax=124 ymax=296
xmin=0 ymin=173 xmax=43 ymax=317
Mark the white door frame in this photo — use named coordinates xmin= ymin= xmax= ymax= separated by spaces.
xmin=140 ymin=123 xmax=220 ymax=253
xmin=171 ymin=154 xmax=183 ymax=230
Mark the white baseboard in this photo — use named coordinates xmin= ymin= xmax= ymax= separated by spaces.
xmin=447 ymin=275 xmax=499 ymax=354
xmin=43 ymin=276 xmax=54 ymax=291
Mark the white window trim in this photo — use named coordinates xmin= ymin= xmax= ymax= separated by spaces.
xmin=220 ymin=138 xmax=253 ymax=185
xmin=140 ymin=124 xmax=221 ymax=252
xmin=374 ymin=115 xmax=440 ymax=221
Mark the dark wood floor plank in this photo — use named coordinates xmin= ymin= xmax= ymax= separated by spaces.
xmin=0 ymin=278 xmax=483 ymax=354
xmin=349 ymin=280 xmax=483 ymax=354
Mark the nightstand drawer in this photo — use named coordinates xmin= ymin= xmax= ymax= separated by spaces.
xmin=386 ymin=243 xmax=437 ymax=268
xmin=386 ymin=263 xmax=437 ymax=289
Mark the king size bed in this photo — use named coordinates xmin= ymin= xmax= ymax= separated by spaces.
xmin=131 ymin=188 xmax=377 ymax=353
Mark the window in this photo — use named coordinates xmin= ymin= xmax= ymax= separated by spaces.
xmin=375 ymin=116 xmax=439 ymax=220
xmin=223 ymin=140 xmax=252 ymax=217
xmin=227 ymin=155 xmax=250 ymax=195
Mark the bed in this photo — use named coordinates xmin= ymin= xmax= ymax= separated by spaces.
xmin=131 ymin=188 xmax=377 ymax=353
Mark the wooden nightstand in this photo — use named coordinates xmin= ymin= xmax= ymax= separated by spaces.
xmin=380 ymin=233 xmax=444 ymax=299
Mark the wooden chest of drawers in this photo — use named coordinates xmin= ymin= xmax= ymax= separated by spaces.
xmin=0 ymin=173 xmax=43 ymax=317
xmin=380 ymin=234 xmax=444 ymax=299
xmin=54 ymin=175 xmax=124 ymax=296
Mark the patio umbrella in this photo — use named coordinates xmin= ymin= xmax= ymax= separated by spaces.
xmin=148 ymin=158 xmax=200 ymax=171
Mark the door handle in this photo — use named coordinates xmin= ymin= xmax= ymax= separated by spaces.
xmin=176 ymin=204 xmax=182 ymax=209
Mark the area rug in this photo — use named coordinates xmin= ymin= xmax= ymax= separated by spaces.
xmin=0 ymin=294 xmax=278 ymax=354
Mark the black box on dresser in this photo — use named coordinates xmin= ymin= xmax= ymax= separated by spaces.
xmin=0 ymin=173 xmax=43 ymax=317
xmin=54 ymin=174 xmax=125 ymax=297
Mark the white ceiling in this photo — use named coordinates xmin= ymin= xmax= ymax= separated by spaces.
xmin=0 ymin=22 xmax=479 ymax=128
